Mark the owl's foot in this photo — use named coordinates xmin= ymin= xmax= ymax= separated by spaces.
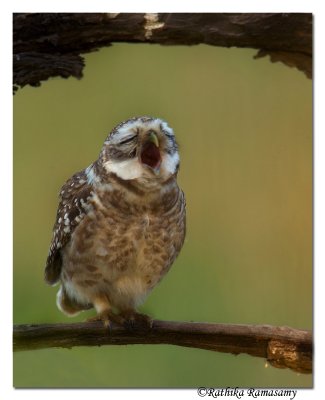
xmin=87 ymin=294 xmax=123 ymax=328
xmin=120 ymin=311 xmax=153 ymax=331
xmin=86 ymin=310 xmax=124 ymax=329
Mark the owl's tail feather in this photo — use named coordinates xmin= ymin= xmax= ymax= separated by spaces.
xmin=56 ymin=286 xmax=93 ymax=316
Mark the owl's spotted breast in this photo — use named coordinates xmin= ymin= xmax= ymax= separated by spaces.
xmin=61 ymin=181 xmax=185 ymax=312
xmin=45 ymin=116 xmax=186 ymax=326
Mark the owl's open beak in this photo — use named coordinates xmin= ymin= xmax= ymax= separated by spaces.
xmin=140 ymin=132 xmax=161 ymax=173
xmin=148 ymin=131 xmax=159 ymax=147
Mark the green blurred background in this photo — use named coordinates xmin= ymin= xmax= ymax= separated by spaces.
xmin=13 ymin=43 xmax=312 ymax=387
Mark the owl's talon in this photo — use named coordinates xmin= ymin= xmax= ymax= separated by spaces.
xmin=86 ymin=310 xmax=116 ymax=329
xmin=103 ymin=320 xmax=111 ymax=329
xmin=123 ymin=316 xmax=136 ymax=330
xmin=122 ymin=311 xmax=153 ymax=330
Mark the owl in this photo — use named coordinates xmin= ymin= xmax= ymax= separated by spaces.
xmin=45 ymin=116 xmax=186 ymax=327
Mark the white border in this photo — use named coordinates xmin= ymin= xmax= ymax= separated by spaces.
xmin=9 ymin=0 xmax=315 ymax=13
xmin=2 ymin=1 xmax=323 ymax=399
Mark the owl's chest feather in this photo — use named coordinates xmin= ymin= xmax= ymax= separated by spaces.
xmin=61 ymin=185 xmax=185 ymax=309
xmin=68 ymin=191 xmax=180 ymax=267
xmin=75 ymin=208 xmax=178 ymax=275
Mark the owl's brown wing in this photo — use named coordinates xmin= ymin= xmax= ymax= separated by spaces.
xmin=44 ymin=168 xmax=93 ymax=285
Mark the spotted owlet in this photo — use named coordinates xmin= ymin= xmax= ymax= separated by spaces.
xmin=45 ymin=116 xmax=186 ymax=327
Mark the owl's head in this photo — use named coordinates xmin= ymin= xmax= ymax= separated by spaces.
xmin=100 ymin=117 xmax=180 ymax=183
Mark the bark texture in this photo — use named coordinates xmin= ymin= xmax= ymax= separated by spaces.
xmin=13 ymin=320 xmax=312 ymax=374
xmin=13 ymin=13 xmax=312 ymax=92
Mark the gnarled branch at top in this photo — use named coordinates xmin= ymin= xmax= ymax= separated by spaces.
xmin=13 ymin=13 xmax=312 ymax=92
xmin=13 ymin=320 xmax=312 ymax=374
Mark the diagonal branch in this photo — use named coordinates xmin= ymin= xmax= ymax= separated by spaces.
xmin=13 ymin=320 xmax=312 ymax=374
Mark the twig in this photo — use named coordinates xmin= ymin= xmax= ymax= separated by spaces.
xmin=13 ymin=320 xmax=312 ymax=374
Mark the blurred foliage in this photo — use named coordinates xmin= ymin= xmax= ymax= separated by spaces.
xmin=13 ymin=43 xmax=312 ymax=387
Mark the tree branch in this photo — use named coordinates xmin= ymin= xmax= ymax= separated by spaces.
xmin=13 ymin=13 xmax=312 ymax=92
xmin=13 ymin=320 xmax=312 ymax=374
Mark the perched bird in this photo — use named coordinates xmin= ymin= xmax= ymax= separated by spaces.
xmin=45 ymin=116 xmax=186 ymax=327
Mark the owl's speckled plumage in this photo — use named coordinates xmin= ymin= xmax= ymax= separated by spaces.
xmin=45 ymin=117 xmax=186 ymax=326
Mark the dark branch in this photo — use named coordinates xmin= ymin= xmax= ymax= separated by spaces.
xmin=13 ymin=13 xmax=312 ymax=92
xmin=13 ymin=320 xmax=312 ymax=374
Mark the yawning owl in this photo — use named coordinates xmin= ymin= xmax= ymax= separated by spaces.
xmin=45 ymin=116 xmax=186 ymax=327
